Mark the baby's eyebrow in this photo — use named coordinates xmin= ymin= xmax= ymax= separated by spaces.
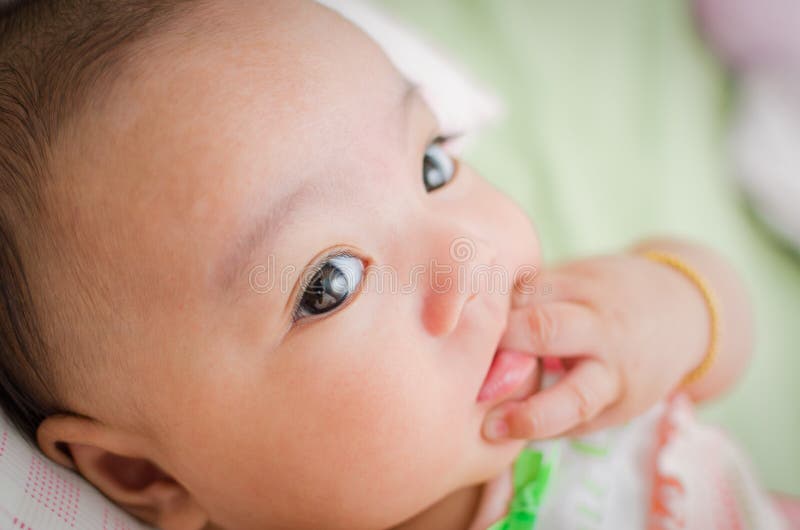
xmin=215 ymin=80 xmax=420 ymax=294
xmin=214 ymin=184 xmax=312 ymax=293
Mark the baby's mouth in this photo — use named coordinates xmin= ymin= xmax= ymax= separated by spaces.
xmin=476 ymin=348 xmax=538 ymax=403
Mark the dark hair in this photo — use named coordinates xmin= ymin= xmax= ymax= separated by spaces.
xmin=0 ymin=0 xmax=199 ymax=447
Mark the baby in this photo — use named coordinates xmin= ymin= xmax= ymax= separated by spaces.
xmin=0 ymin=0 xmax=790 ymax=529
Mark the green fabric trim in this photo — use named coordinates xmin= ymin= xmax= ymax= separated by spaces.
xmin=486 ymin=447 xmax=558 ymax=530
xmin=569 ymin=439 xmax=609 ymax=457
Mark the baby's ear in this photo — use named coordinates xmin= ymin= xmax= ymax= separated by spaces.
xmin=37 ymin=413 xmax=209 ymax=530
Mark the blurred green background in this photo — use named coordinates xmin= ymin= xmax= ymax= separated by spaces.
xmin=374 ymin=0 xmax=800 ymax=495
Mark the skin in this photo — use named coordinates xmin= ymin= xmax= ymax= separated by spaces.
xmin=482 ymin=238 xmax=755 ymax=442
xmin=34 ymin=2 xmax=541 ymax=529
xmin=29 ymin=1 xmax=757 ymax=529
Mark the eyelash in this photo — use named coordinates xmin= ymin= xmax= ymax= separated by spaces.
xmin=290 ymin=248 xmax=361 ymax=324
xmin=431 ymin=132 xmax=463 ymax=149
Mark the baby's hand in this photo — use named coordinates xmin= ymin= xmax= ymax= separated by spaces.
xmin=483 ymin=250 xmax=714 ymax=441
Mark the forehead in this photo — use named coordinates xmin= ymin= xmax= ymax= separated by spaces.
xmin=56 ymin=0 xmax=406 ymax=192
xmin=47 ymin=0 xmax=407 ymax=306
xmin=117 ymin=0 xmax=406 ymax=171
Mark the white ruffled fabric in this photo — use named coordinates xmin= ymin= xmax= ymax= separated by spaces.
xmin=468 ymin=395 xmax=790 ymax=530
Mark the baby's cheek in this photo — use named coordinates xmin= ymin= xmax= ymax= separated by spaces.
xmin=266 ymin=345 xmax=467 ymax=527
xmin=174 ymin=328 xmax=471 ymax=528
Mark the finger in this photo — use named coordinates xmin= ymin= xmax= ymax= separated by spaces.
xmin=559 ymin=409 xmax=626 ymax=438
xmin=484 ymin=359 xmax=618 ymax=441
xmin=499 ymin=301 xmax=601 ymax=358
xmin=511 ymin=268 xmax=597 ymax=309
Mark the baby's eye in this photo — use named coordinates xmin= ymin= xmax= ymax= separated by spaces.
xmin=423 ymin=137 xmax=457 ymax=192
xmin=293 ymin=252 xmax=365 ymax=322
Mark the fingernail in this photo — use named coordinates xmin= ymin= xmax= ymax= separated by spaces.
xmin=484 ymin=416 xmax=509 ymax=440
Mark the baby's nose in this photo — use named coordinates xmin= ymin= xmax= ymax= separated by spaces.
xmin=420 ymin=235 xmax=497 ymax=337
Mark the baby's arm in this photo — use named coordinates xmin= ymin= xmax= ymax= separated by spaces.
xmin=482 ymin=236 xmax=755 ymax=441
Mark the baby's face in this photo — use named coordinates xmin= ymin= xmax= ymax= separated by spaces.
xmin=44 ymin=1 xmax=541 ymax=528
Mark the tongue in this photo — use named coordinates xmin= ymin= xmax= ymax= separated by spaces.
xmin=477 ymin=348 xmax=537 ymax=403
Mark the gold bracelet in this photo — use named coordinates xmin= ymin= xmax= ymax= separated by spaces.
xmin=638 ymin=249 xmax=720 ymax=387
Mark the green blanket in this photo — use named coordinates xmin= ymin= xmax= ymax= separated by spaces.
xmin=375 ymin=0 xmax=800 ymax=495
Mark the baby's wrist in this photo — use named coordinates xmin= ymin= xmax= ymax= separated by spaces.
xmin=642 ymin=250 xmax=717 ymax=388
xmin=626 ymin=238 xmax=716 ymax=389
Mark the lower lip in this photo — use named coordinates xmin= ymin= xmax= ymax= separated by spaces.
xmin=477 ymin=348 xmax=537 ymax=403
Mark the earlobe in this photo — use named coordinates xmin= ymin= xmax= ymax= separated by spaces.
xmin=37 ymin=414 xmax=210 ymax=530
